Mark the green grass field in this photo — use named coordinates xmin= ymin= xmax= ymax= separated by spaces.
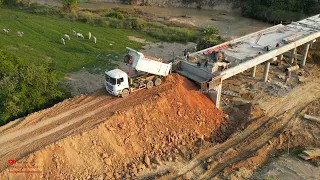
xmin=0 ymin=8 xmax=156 ymax=78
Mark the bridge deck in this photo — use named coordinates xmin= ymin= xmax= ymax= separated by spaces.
xmin=187 ymin=14 xmax=320 ymax=81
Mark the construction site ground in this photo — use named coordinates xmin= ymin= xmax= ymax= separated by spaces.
xmin=0 ymin=43 xmax=320 ymax=180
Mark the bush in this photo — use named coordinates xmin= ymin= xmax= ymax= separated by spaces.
xmin=2 ymin=0 xmax=18 ymax=6
xmin=105 ymin=11 xmax=124 ymax=20
xmin=123 ymin=17 xmax=145 ymax=30
xmin=145 ymin=26 xmax=199 ymax=43
xmin=77 ymin=11 xmax=95 ymax=23
xmin=30 ymin=2 xmax=40 ymax=7
xmin=145 ymin=21 xmax=166 ymax=29
xmin=196 ymin=26 xmax=219 ymax=50
xmin=91 ymin=17 xmax=111 ymax=27
xmin=64 ymin=12 xmax=78 ymax=21
xmin=18 ymin=0 xmax=28 ymax=7
xmin=26 ymin=5 xmax=62 ymax=16
xmin=59 ymin=0 xmax=77 ymax=12
xmin=108 ymin=17 xmax=124 ymax=28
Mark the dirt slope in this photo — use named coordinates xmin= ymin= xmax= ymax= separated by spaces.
xmin=0 ymin=74 xmax=225 ymax=180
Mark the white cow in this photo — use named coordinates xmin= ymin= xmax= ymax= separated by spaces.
xmin=17 ymin=31 xmax=24 ymax=37
xmin=76 ymin=33 xmax=84 ymax=39
xmin=93 ymin=36 xmax=96 ymax=43
xmin=3 ymin=29 xmax=10 ymax=33
xmin=88 ymin=32 xmax=91 ymax=40
xmin=64 ymin=34 xmax=70 ymax=40
xmin=61 ymin=38 xmax=65 ymax=45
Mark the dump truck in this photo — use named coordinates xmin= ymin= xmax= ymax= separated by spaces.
xmin=105 ymin=47 xmax=172 ymax=97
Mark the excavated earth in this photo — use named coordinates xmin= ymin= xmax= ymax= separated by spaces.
xmin=0 ymin=74 xmax=226 ymax=180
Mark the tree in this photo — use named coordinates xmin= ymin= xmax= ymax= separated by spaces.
xmin=197 ymin=26 xmax=219 ymax=50
xmin=59 ymin=0 xmax=77 ymax=12
xmin=0 ymin=50 xmax=64 ymax=126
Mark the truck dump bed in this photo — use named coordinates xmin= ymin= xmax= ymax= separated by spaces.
xmin=126 ymin=47 xmax=172 ymax=77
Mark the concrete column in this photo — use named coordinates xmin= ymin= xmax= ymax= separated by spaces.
xmin=263 ymin=60 xmax=271 ymax=82
xmin=278 ymin=54 xmax=283 ymax=61
xmin=214 ymin=83 xmax=222 ymax=108
xmin=310 ymin=39 xmax=317 ymax=48
xmin=251 ymin=66 xmax=256 ymax=78
xmin=208 ymin=82 xmax=222 ymax=109
xmin=301 ymin=43 xmax=310 ymax=68
xmin=290 ymin=48 xmax=296 ymax=64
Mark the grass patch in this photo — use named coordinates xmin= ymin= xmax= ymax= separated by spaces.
xmin=0 ymin=8 xmax=156 ymax=79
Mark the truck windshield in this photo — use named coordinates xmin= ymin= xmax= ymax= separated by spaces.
xmin=105 ymin=74 xmax=116 ymax=85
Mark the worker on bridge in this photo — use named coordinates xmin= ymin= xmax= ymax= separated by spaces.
xmin=183 ymin=49 xmax=188 ymax=58
xmin=204 ymin=58 xmax=209 ymax=67
xmin=197 ymin=61 xmax=201 ymax=67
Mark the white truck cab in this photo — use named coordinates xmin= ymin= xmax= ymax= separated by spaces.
xmin=105 ymin=69 xmax=129 ymax=97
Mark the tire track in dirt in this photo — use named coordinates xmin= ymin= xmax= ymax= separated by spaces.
xmin=158 ymin=115 xmax=273 ymax=180
xmin=0 ymin=94 xmax=111 ymax=142
xmin=0 ymin=97 xmax=124 ymax=172
xmin=0 ymin=96 xmax=105 ymax=144
xmin=199 ymin=104 xmax=304 ymax=180
xmin=0 ymin=95 xmax=89 ymax=135
xmin=0 ymin=97 xmax=113 ymax=157
xmin=0 ymin=98 xmax=124 ymax=157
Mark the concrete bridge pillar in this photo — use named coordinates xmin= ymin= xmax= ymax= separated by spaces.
xmin=301 ymin=40 xmax=316 ymax=67
xmin=263 ymin=60 xmax=271 ymax=82
xmin=310 ymin=39 xmax=317 ymax=48
xmin=278 ymin=54 xmax=283 ymax=61
xmin=251 ymin=66 xmax=256 ymax=78
xmin=301 ymin=43 xmax=310 ymax=67
xmin=290 ymin=48 xmax=297 ymax=64
xmin=208 ymin=80 xmax=222 ymax=109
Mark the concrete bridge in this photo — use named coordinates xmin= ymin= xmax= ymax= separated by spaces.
xmin=174 ymin=14 xmax=320 ymax=108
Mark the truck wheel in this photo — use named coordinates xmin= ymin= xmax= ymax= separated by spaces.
xmin=146 ymin=81 xmax=154 ymax=89
xmin=154 ymin=78 xmax=162 ymax=86
xmin=121 ymin=89 xmax=129 ymax=98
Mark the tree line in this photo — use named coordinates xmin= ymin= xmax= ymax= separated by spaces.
xmin=240 ymin=0 xmax=320 ymax=23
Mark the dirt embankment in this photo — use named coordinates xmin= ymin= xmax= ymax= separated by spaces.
xmin=0 ymin=74 xmax=226 ymax=180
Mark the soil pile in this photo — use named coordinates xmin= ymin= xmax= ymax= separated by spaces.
xmin=0 ymin=74 xmax=225 ymax=180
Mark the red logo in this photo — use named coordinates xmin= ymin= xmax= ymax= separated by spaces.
xmin=8 ymin=159 xmax=14 ymax=164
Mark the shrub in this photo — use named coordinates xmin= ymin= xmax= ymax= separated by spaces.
xmin=26 ymin=5 xmax=62 ymax=16
xmin=2 ymin=0 xmax=18 ymax=6
xmin=64 ymin=12 xmax=78 ymax=21
xmin=123 ymin=17 xmax=145 ymax=30
xmin=105 ymin=11 xmax=124 ymax=20
xmin=77 ymin=11 xmax=94 ymax=23
xmin=145 ymin=21 xmax=166 ymax=29
xmin=196 ymin=26 xmax=219 ymax=50
xmin=59 ymin=0 xmax=77 ymax=12
xmin=108 ymin=17 xmax=124 ymax=28
xmin=30 ymin=2 xmax=40 ymax=7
